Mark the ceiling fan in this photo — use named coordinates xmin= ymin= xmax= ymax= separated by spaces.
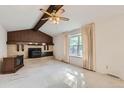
xmin=40 ymin=8 xmax=70 ymax=24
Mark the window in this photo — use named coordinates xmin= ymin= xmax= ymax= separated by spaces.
xmin=69 ymin=34 xmax=83 ymax=57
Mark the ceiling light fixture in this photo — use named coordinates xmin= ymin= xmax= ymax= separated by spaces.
xmin=48 ymin=17 xmax=60 ymax=24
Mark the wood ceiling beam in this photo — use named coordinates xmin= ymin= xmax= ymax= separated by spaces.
xmin=33 ymin=5 xmax=63 ymax=31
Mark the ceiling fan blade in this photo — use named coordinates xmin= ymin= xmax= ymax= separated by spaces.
xmin=40 ymin=9 xmax=52 ymax=16
xmin=60 ymin=17 xmax=70 ymax=21
xmin=41 ymin=17 xmax=49 ymax=20
xmin=56 ymin=9 xmax=65 ymax=15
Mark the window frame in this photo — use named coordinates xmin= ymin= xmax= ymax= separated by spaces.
xmin=69 ymin=33 xmax=82 ymax=58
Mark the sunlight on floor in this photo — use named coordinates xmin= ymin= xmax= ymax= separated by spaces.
xmin=63 ymin=68 xmax=86 ymax=87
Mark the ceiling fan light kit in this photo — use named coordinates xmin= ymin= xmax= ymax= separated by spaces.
xmin=49 ymin=17 xmax=60 ymax=24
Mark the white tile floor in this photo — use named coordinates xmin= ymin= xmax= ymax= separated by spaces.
xmin=0 ymin=59 xmax=124 ymax=88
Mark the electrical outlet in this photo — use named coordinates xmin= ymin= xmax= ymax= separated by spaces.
xmin=106 ymin=66 xmax=108 ymax=69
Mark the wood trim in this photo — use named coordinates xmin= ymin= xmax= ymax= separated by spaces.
xmin=44 ymin=45 xmax=46 ymax=50
xmin=33 ymin=5 xmax=63 ymax=30
xmin=7 ymin=29 xmax=54 ymax=45
xmin=21 ymin=44 xmax=24 ymax=51
xmin=46 ymin=45 xmax=49 ymax=50
xmin=17 ymin=44 xmax=19 ymax=51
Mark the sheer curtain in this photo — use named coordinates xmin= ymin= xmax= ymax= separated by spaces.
xmin=63 ymin=32 xmax=69 ymax=63
xmin=81 ymin=23 xmax=96 ymax=71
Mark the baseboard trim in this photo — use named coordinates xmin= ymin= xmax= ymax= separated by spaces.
xmin=54 ymin=58 xmax=69 ymax=64
xmin=107 ymin=74 xmax=120 ymax=79
xmin=83 ymin=67 xmax=96 ymax=72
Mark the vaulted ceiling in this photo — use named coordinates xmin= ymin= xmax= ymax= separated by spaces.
xmin=0 ymin=5 xmax=48 ymax=31
xmin=0 ymin=5 xmax=124 ymax=36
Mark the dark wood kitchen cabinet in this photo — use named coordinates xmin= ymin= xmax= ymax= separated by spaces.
xmin=2 ymin=55 xmax=24 ymax=74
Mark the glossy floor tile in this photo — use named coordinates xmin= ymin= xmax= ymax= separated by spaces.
xmin=0 ymin=59 xmax=124 ymax=88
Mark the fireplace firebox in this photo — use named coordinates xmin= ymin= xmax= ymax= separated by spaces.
xmin=28 ymin=48 xmax=41 ymax=58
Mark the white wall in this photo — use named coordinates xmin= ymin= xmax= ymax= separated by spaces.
xmin=0 ymin=25 xmax=7 ymax=72
xmin=54 ymin=14 xmax=124 ymax=80
xmin=95 ymin=14 xmax=124 ymax=80
xmin=53 ymin=29 xmax=83 ymax=67
xmin=53 ymin=34 xmax=65 ymax=61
